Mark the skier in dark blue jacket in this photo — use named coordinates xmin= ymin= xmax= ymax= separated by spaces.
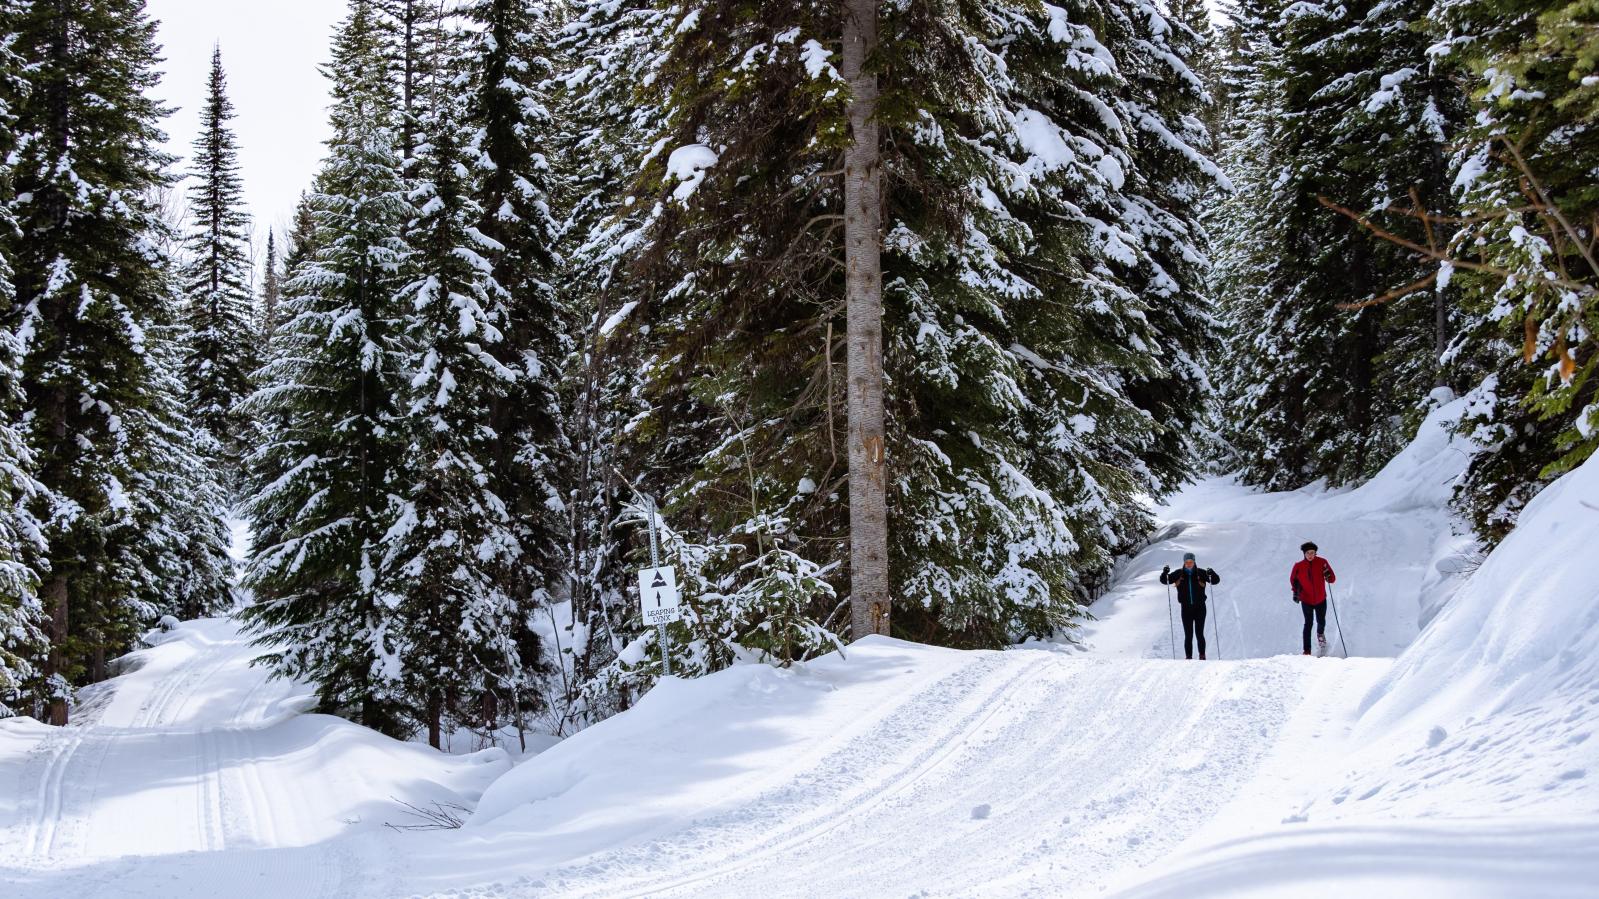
xmin=1161 ymin=553 xmax=1220 ymax=660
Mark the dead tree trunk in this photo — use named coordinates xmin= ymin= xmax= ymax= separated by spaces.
xmin=842 ymin=0 xmax=890 ymax=640
xmin=428 ymin=691 xmax=442 ymax=749
xmin=46 ymin=575 xmax=68 ymax=725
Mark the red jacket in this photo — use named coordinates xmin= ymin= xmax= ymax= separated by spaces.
xmin=1290 ymin=557 xmax=1337 ymax=605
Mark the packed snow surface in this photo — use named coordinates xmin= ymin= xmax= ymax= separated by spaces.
xmin=3 ymin=397 xmax=1595 ymax=896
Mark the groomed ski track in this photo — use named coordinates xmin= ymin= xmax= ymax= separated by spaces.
xmin=427 ymin=651 xmax=1388 ymax=899
xmin=0 ymin=620 xmax=494 ymax=899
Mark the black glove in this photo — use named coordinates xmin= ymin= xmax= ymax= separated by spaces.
xmin=1207 ymin=568 xmax=1216 ymax=581
xmin=1161 ymin=565 xmax=1170 ymax=576
xmin=1292 ymin=596 xmax=1301 ymax=604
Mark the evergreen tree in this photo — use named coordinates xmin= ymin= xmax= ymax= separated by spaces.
xmin=240 ymin=0 xmax=413 ymax=735
xmin=283 ymin=192 xmax=319 ymax=277
xmin=1209 ymin=0 xmax=1284 ymax=471
xmin=259 ymin=229 xmax=282 ymax=347
xmin=127 ymin=319 xmax=236 ymax=622
xmin=1434 ymin=0 xmax=1599 ymax=541
xmin=5 ymin=0 xmax=226 ymax=722
xmin=383 ymin=54 xmax=544 ymax=748
xmin=0 ymin=11 xmax=48 ymax=718
xmin=566 ymin=0 xmax=1223 ymax=671
xmin=180 ymin=46 xmax=258 ymax=482
xmin=460 ymin=0 xmax=568 ymax=663
xmin=376 ymin=0 xmax=443 ymax=163
xmin=1217 ymin=0 xmax=1464 ymax=490
xmin=555 ymin=0 xmax=672 ymax=717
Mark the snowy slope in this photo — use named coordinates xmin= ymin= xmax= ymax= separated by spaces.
xmin=1081 ymin=398 xmax=1473 ymax=660
xmin=4 ymin=402 xmax=1595 ymax=898
xmin=0 ymin=619 xmax=508 ymax=895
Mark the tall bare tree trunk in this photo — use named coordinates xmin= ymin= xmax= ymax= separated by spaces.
xmin=427 ymin=691 xmax=442 ymax=749
xmin=46 ymin=576 xmax=68 ymax=725
xmin=842 ymin=0 xmax=890 ymax=640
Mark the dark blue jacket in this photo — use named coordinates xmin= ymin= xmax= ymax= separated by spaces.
xmin=1161 ymin=565 xmax=1219 ymax=604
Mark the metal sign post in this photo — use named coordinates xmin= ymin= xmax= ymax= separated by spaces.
xmin=638 ymin=497 xmax=680 ymax=676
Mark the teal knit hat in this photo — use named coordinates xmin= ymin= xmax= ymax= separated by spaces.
xmin=1183 ymin=552 xmax=1196 ymax=562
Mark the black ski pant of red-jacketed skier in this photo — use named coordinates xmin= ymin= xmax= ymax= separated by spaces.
xmin=1302 ymin=601 xmax=1327 ymax=653
xmin=1182 ymin=601 xmax=1207 ymax=659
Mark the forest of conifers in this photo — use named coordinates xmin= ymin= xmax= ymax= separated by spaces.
xmin=0 ymin=0 xmax=1592 ymax=745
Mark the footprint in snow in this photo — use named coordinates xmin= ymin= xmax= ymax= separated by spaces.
xmin=1427 ymin=725 xmax=1448 ymax=747
xmin=971 ymin=803 xmax=991 ymax=820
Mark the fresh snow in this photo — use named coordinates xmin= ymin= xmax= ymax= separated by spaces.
xmin=0 ymin=620 xmax=510 ymax=896
xmin=3 ymin=397 xmax=1596 ymax=897
xmin=665 ymin=144 xmax=717 ymax=202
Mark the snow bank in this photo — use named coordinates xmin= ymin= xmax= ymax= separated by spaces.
xmin=1362 ymin=450 xmax=1599 ymax=726
xmin=472 ymin=638 xmax=955 ymax=831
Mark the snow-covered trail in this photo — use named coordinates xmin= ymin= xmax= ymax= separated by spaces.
xmin=0 ymin=619 xmax=507 ymax=897
xmin=0 ymin=620 xmax=300 ymax=864
xmin=1080 ymin=513 xmax=1430 ymax=660
xmin=1082 ymin=403 xmax=1470 ymax=661
xmin=417 ymin=650 xmax=1388 ymax=898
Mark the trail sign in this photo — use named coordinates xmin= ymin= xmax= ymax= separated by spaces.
xmin=638 ymin=565 xmax=681 ymax=625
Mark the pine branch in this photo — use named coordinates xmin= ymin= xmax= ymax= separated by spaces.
xmin=1334 ymin=271 xmax=1440 ymax=310
xmin=1317 ymin=195 xmax=1590 ymax=294
xmin=1501 ymin=136 xmax=1599 ymax=281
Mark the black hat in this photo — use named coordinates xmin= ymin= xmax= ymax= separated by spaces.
xmin=1300 ymin=541 xmax=1318 ymax=552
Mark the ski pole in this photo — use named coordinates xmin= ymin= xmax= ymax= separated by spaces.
xmin=1211 ymin=585 xmax=1222 ymax=660
xmin=1328 ymin=583 xmax=1350 ymax=659
xmin=1170 ymin=582 xmax=1183 ymax=659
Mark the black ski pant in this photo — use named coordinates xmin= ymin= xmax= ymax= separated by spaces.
xmin=1301 ymin=601 xmax=1327 ymax=652
xmin=1181 ymin=601 xmax=1207 ymax=659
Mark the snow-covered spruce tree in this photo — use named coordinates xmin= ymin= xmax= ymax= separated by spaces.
xmin=180 ymin=46 xmax=259 ymax=484
xmin=375 ymin=0 xmax=445 ymax=165
xmin=1217 ymin=0 xmax=1464 ymax=490
xmin=460 ymin=0 xmax=568 ymax=664
xmin=0 ymin=15 xmax=48 ymax=718
xmin=383 ymin=58 xmax=546 ymax=749
xmin=1109 ymin=0 xmax=1226 ymax=494
xmin=240 ymin=0 xmax=413 ymax=736
xmin=282 ymin=192 xmax=319 ymax=277
xmin=576 ymin=1 xmax=861 ymax=671
xmin=1433 ymin=0 xmax=1599 ymax=542
xmin=5 ymin=0 xmax=230 ymax=722
xmin=876 ymin=0 xmax=1226 ymax=643
xmin=575 ymin=0 xmax=1222 ymax=664
xmin=1210 ymin=0 xmax=1284 ymax=471
xmin=127 ymin=318 xmax=236 ymax=623
xmin=259 ymin=229 xmax=282 ymax=347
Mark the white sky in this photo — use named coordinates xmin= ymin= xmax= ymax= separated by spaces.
xmin=146 ymin=0 xmax=345 ymax=256
xmin=142 ymin=0 xmax=1231 ymax=267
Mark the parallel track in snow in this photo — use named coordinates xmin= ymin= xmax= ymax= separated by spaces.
xmin=495 ymin=652 xmax=1347 ymax=899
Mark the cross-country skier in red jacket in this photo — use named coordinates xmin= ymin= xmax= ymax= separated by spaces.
xmin=1290 ymin=541 xmax=1336 ymax=655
